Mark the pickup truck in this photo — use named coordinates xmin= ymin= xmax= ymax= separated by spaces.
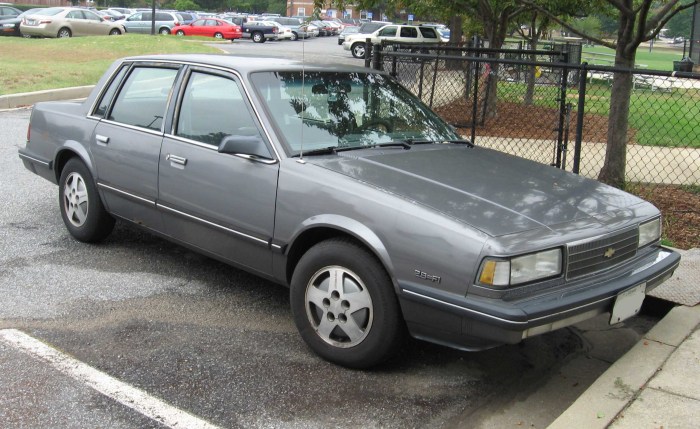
xmin=223 ymin=16 xmax=278 ymax=42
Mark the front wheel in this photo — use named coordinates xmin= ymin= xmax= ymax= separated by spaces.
xmin=58 ymin=158 xmax=115 ymax=243
xmin=214 ymin=32 xmax=223 ymax=39
xmin=109 ymin=28 xmax=121 ymax=36
xmin=351 ymin=42 xmax=366 ymax=59
xmin=290 ymin=238 xmax=405 ymax=368
xmin=176 ymin=30 xmax=185 ymax=36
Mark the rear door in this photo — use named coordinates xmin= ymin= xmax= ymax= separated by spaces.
xmin=90 ymin=63 xmax=181 ymax=231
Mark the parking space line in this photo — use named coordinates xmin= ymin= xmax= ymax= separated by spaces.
xmin=0 ymin=329 xmax=221 ymax=429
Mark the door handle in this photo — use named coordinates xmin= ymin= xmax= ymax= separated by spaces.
xmin=95 ymin=134 xmax=110 ymax=144
xmin=166 ymin=154 xmax=187 ymax=166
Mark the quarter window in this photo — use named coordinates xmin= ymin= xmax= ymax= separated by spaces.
xmin=176 ymin=72 xmax=262 ymax=146
xmin=419 ymin=27 xmax=438 ymax=39
xmin=108 ymin=67 xmax=178 ymax=131
xmin=93 ymin=66 xmax=128 ymax=118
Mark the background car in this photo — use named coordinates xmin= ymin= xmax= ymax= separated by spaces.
xmin=0 ymin=4 xmax=20 ymax=20
xmin=120 ymin=10 xmax=183 ymax=35
xmin=265 ymin=16 xmax=308 ymax=40
xmin=262 ymin=20 xmax=292 ymax=40
xmin=343 ymin=24 xmax=441 ymax=58
xmin=338 ymin=26 xmax=359 ymax=45
xmin=172 ymin=17 xmax=241 ymax=41
xmin=20 ymin=7 xmax=124 ymax=38
xmin=0 ymin=7 xmax=43 ymax=37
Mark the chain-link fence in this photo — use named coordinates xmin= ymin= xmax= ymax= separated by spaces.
xmin=370 ymin=43 xmax=700 ymax=247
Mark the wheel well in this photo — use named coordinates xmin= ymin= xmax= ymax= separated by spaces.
xmin=54 ymin=149 xmax=78 ymax=182
xmin=285 ymin=227 xmax=382 ymax=286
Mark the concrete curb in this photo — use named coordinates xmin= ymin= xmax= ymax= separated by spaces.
xmin=0 ymin=86 xmax=94 ymax=110
xmin=548 ymin=304 xmax=700 ymax=429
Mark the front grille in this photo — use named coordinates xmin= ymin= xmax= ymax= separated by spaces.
xmin=567 ymin=228 xmax=638 ymax=279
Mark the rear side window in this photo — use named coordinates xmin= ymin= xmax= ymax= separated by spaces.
xmin=155 ymin=12 xmax=173 ymax=21
xmin=400 ymin=27 xmax=417 ymax=38
xmin=108 ymin=67 xmax=178 ymax=131
xmin=419 ymin=27 xmax=438 ymax=39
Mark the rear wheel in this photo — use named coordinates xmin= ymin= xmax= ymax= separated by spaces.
xmin=290 ymin=32 xmax=298 ymax=41
xmin=252 ymin=31 xmax=265 ymax=43
xmin=290 ymin=238 xmax=405 ymax=368
xmin=159 ymin=27 xmax=170 ymax=35
xmin=351 ymin=42 xmax=366 ymax=58
xmin=214 ymin=32 xmax=223 ymax=39
xmin=57 ymin=27 xmax=71 ymax=38
xmin=109 ymin=28 xmax=121 ymax=35
xmin=58 ymin=158 xmax=115 ymax=243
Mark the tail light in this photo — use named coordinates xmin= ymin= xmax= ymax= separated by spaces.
xmin=26 ymin=123 xmax=31 ymax=143
xmin=174 ymin=21 xmax=180 ymax=26
xmin=272 ymin=27 xmax=278 ymax=33
xmin=40 ymin=19 xmax=52 ymax=24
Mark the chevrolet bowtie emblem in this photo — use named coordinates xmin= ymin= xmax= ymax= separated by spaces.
xmin=604 ymin=247 xmax=616 ymax=258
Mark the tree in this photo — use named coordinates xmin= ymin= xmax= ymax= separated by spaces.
xmin=666 ymin=4 xmax=693 ymax=38
xmin=522 ymin=0 xmax=700 ymax=188
xmin=172 ymin=0 xmax=200 ymax=11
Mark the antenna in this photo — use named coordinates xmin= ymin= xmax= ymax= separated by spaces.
xmin=297 ymin=22 xmax=307 ymax=164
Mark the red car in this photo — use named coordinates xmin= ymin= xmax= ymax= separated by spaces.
xmin=172 ymin=18 xmax=241 ymax=41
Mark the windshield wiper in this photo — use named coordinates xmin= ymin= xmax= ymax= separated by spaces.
xmin=293 ymin=146 xmax=337 ymax=157
xmin=403 ymin=138 xmax=474 ymax=147
xmin=336 ymin=142 xmax=411 ymax=152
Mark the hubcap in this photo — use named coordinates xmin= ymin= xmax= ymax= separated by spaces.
xmin=63 ymin=172 xmax=88 ymax=227
xmin=305 ymin=266 xmax=373 ymax=348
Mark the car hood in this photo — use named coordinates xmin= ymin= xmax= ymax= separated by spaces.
xmin=309 ymin=145 xmax=647 ymax=237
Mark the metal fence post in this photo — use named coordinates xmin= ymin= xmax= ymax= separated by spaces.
xmin=573 ymin=63 xmax=588 ymax=174
xmin=471 ymin=60 xmax=480 ymax=143
xmin=555 ymin=52 xmax=570 ymax=169
xmin=364 ymin=38 xmax=372 ymax=68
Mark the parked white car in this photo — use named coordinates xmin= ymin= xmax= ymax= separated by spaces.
xmin=263 ymin=20 xmax=292 ymax=40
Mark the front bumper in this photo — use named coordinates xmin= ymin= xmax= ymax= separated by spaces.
xmin=398 ymin=246 xmax=680 ymax=351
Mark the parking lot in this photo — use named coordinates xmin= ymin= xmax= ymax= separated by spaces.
xmin=0 ymin=38 xmax=663 ymax=428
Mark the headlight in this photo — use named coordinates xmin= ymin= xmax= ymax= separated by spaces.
xmin=478 ymin=248 xmax=562 ymax=288
xmin=639 ymin=217 xmax=661 ymax=248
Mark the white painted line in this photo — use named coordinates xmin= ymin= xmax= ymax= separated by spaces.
xmin=0 ymin=329 xmax=221 ymax=429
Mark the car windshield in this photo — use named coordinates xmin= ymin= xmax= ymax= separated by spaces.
xmin=251 ymin=71 xmax=459 ymax=155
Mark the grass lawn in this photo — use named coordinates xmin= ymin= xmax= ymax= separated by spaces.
xmin=581 ymin=44 xmax=686 ymax=70
xmin=497 ymin=79 xmax=700 ymax=148
xmin=0 ymin=34 xmax=223 ymax=95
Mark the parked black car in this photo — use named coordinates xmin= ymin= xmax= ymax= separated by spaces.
xmin=0 ymin=8 xmax=44 ymax=37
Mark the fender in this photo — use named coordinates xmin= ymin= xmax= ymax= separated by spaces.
xmin=280 ymin=214 xmax=398 ymax=290
xmin=54 ymin=140 xmax=96 ymax=182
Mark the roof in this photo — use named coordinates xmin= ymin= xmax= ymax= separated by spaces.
xmin=121 ymin=54 xmax=377 ymax=75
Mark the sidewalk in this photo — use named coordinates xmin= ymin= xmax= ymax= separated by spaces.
xmin=549 ymin=248 xmax=700 ymax=429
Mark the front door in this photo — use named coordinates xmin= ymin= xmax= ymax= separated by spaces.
xmin=158 ymin=68 xmax=279 ymax=275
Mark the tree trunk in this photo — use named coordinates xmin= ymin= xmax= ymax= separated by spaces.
xmin=598 ymin=46 xmax=635 ymax=188
xmin=524 ymin=35 xmax=539 ymax=105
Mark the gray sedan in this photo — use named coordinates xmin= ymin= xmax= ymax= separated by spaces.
xmin=19 ymin=55 xmax=680 ymax=368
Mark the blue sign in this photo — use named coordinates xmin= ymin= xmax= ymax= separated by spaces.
xmin=408 ymin=14 xmax=414 ymax=21
xmin=367 ymin=12 xmax=373 ymax=19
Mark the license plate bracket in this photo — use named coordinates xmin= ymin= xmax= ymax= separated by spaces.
xmin=610 ymin=282 xmax=647 ymax=325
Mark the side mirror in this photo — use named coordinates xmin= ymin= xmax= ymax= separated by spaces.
xmin=218 ymin=135 xmax=272 ymax=160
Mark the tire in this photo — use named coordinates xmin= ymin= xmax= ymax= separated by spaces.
xmin=290 ymin=238 xmax=405 ymax=368
xmin=252 ymin=31 xmax=265 ymax=43
xmin=290 ymin=32 xmax=298 ymax=41
xmin=109 ymin=28 xmax=121 ymax=36
xmin=58 ymin=158 xmax=115 ymax=243
xmin=57 ymin=27 xmax=71 ymax=38
xmin=159 ymin=27 xmax=170 ymax=35
xmin=176 ymin=30 xmax=185 ymax=36
xmin=351 ymin=42 xmax=366 ymax=59
xmin=214 ymin=32 xmax=223 ymax=39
